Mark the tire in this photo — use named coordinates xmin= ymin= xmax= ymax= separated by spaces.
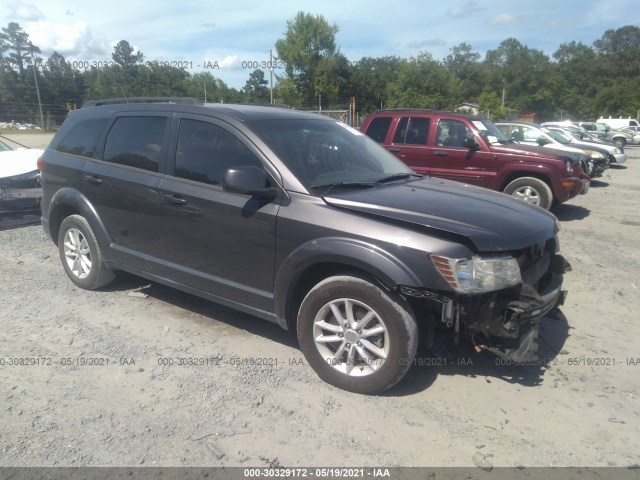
xmin=613 ymin=137 xmax=626 ymax=148
xmin=57 ymin=214 xmax=115 ymax=290
xmin=503 ymin=177 xmax=553 ymax=210
xmin=297 ymin=274 xmax=418 ymax=394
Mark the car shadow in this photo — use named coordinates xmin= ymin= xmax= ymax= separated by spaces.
xmin=0 ymin=209 xmax=41 ymax=230
xmin=386 ymin=309 xmax=571 ymax=397
xmin=103 ymin=272 xmax=299 ymax=349
xmin=610 ymin=164 xmax=627 ymax=170
xmin=589 ymin=179 xmax=609 ymax=188
xmin=102 ymin=273 xmax=571 ymax=396
xmin=552 ymin=204 xmax=590 ymax=221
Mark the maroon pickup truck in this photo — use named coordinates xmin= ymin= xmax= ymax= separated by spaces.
xmin=361 ymin=110 xmax=590 ymax=210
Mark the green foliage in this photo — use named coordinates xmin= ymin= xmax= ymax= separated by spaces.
xmin=243 ymin=69 xmax=270 ymax=104
xmin=274 ymin=11 xmax=342 ymax=106
xmin=1 ymin=18 xmax=639 ymax=127
xmin=385 ymin=53 xmax=453 ymax=109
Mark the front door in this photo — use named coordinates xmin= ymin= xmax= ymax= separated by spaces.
xmin=159 ymin=116 xmax=280 ymax=312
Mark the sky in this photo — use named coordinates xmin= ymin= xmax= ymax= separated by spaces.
xmin=3 ymin=0 xmax=640 ymax=89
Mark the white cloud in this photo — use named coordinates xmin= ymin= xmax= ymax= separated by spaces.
xmin=25 ymin=20 xmax=109 ymax=58
xmin=490 ymin=14 xmax=520 ymax=26
xmin=8 ymin=1 xmax=44 ymax=21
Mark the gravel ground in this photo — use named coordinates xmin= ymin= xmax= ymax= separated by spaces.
xmin=1 ymin=137 xmax=639 ymax=469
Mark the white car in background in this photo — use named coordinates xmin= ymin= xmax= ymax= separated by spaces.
xmin=0 ymin=138 xmax=44 ymax=212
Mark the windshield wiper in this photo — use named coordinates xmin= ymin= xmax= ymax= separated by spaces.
xmin=310 ymin=181 xmax=378 ymax=196
xmin=375 ymin=172 xmax=424 ymax=183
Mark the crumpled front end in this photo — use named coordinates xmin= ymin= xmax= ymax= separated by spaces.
xmin=402 ymin=236 xmax=570 ymax=363
xmin=0 ymin=170 xmax=42 ymax=211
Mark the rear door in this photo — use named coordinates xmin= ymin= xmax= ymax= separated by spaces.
xmin=82 ymin=114 xmax=170 ymax=271
xmin=158 ymin=115 xmax=280 ymax=312
xmin=427 ymin=118 xmax=495 ymax=187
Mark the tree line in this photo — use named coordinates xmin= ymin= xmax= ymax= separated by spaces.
xmin=1 ymin=14 xmax=639 ymax=129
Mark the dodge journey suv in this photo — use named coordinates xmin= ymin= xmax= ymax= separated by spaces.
xmin=39 ymin=98 xmax=569 ymax=394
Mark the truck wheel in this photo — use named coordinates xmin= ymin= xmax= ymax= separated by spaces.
xmin=58 ymin=214 xmax=115 ymax=290
xmin=503 ymin=177 xmax=553 ymax=210
xmin=297 ymin=275 xmax=418 ymax=394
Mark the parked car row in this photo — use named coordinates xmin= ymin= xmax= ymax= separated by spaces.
xmin=360 ymin=110 xmax=590 ymax=210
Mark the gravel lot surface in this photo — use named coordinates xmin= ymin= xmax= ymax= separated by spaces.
xmin=1 ymin=134 xmax=639 ymax=469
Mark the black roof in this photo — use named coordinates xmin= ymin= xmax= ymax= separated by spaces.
xmin=78 ymin=98 xmax=327 ymax=122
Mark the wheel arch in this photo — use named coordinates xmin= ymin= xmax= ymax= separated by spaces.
xmin=273 ymin=238 xmax=422 ymax=332
xmin=47 ymin=188 xmax=112 ymax=251
xmin=499 ymin=170 xmax=554 ymax=194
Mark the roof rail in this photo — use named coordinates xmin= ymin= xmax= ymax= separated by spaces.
xmin=373 ymin=108 xmax=442 ymax=114
xmin=82 ymin=97 xmax=202 ymax=107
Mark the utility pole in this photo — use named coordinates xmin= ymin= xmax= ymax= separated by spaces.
xmin=269 ymin=49 xmax=274 ymax=105
xmin=30 ymin=49 xmax=45 ymax=130
xmin=204 ymin=81 xmax=207 ymax=102
xmin=319 ymin=94 xmax=322 ymax=113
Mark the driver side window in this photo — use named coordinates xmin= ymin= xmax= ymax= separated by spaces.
xmin=174 ymin=119 xmax=264 ymax=186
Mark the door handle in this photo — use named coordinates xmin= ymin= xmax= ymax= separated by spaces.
xmin=388 ymin=147 xmax=401 ymax=152
xmin=434 ymin=151 xmax=448 ymax=156
xmin=163 ymin=194 xmax=188 ymax=206
xmin=85 ymin=175 xmax=103 ymax=185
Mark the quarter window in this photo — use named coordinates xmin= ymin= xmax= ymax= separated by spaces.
xmin=104 ymin=116 xmax=167 ymax=172
xmin=56 ymin=118 xmax=109 ymax=158
xmin=174 ymin=119 xmax=263 ymax=186
xmin=364 ymin=117 xmax=392 ymax=143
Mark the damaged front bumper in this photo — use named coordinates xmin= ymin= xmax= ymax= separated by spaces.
xmin=0 ymin=170 xmax=42 ymax=210
xmin=402 ymin=254 xmax=571 ymax=363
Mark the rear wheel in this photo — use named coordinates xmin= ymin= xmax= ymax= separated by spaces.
xmin=297 ymin=274 xmax=418 ymax=394
xmin=503 ymin=177 xmax=553 ymax=210
xmin=58 ymin=215 xmax=115 ymax=290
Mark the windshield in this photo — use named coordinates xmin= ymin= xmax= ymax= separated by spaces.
xmin=248 ymin=119 xmax=415 ymax=191
xmin=0 ymin=139 xmax=13 ymax=152
xmin=473 ymin=118 xmax=510 ymax=145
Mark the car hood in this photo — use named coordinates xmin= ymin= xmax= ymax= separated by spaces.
xmin=0 ymin=148 xmax=43 ymax=178
xmin=566 ymin=138 xmax=616 ymax=153
xmin=323 ymin=177 xmax=557 ymax=252
xmin=489 ymin=142 xmax=579 ymax=163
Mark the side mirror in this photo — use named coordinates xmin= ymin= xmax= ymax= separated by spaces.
xmin=536 ymin=137 xmax=550 ymax=146
xmin=463 ymin=138 xmax=481 ymax=150
xmin=223 ymin=166 xmax=277 ymax=199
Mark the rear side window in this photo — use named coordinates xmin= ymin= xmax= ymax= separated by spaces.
xmin=393 ymin=117 xmax=430 ymax=145
xmin=104 ymin=116 xmax=167 ymax=172
xmin=364 ymin=117 xmax=392 ymax=143
xmin=174 ymin=119 xmax=263 ymax=185
xmin=56 ymin=118 xmax=109 ymax=158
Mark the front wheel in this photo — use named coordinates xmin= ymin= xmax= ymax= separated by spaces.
xmin=58 ymin=214 xmax=115 ymax=290
xmin=613 ymin=137 xmax=626 ymax=148
xmin=503 ymin=177 xmax=553 ymax=210
xmin=297 ymin=274 xmax=418 ymax=394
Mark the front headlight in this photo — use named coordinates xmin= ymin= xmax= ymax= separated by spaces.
xmin=432 ymin=254 xmax=522 ymax=294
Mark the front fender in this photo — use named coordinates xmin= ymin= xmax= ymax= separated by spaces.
xmin=46 ymin=187 xmax=112 ymax=253
xmin=273 ymin=236 xmax=422 ymax=329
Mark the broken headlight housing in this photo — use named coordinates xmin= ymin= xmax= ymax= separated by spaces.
xmin=432 ymin=254 xmax=522 ymax=294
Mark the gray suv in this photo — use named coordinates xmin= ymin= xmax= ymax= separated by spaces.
xmin=39 ymin=98 xmax=569 ymax=393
